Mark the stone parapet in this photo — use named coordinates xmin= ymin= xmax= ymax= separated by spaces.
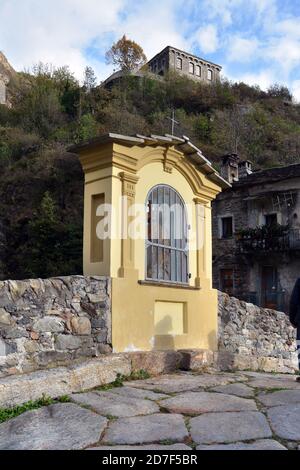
xmin=0 ymin=276 xmax=111 ymax=378
xmin=218 ymin=291 xmax=298 ymax=373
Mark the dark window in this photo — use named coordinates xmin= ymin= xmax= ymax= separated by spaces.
xmin=146 ymin=185 xmax=188 ymax=284
xmin=176 ymin=57 xmax=182 ymax=69
xmin=265 ymin=213 xmax=277 ymax=226
xmin=189 ymin=62 xmax=194 ymax=74
xmin=221 ymin=217 xmax=233 ymax=239
xmin=220 ymin=269 xmax=234 ymax=296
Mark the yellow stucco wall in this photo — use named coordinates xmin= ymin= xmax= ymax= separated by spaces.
xmin=78 ymin=140 xmax=223 ymax=353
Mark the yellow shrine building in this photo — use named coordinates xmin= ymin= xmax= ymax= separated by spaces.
xmin=71 ymin=134 xmax=229 ymax=353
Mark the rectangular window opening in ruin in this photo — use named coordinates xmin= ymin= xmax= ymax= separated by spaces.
xmin=176 ymin=57 xmax=182 ymax=70
xmin=189 ymin=62 xmax=194 ymax=74
xmin=220 ymin=216 xmax=233 ymax=239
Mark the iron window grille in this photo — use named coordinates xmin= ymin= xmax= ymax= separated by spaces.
xmin=146 ymin=185 xmax=189 ymax=284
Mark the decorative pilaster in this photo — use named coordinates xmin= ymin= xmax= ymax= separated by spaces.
xmin=194 ymin=197 xmax=210 ymax=289
xmin=119 ymin=172 xmax=139 ymax=278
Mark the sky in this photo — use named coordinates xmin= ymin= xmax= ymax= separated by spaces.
xmin=0 ymin=0 xmax=300 ymax=100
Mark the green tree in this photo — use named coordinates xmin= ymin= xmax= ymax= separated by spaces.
xmin=23 ymin=192 xmax=82 ymax=278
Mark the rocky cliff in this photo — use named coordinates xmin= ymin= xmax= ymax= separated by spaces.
xmin=0 ymin=51 xmax=15 ymax=83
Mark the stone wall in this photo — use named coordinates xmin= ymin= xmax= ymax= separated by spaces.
xmin=0 ymin=276 xmax=111 ymax=378
xmin=218 ymin=291 xmax=298 ymax=373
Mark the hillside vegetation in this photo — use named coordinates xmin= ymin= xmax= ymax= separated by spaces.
xmin=0 ymin=64 xmax=300 ymax=279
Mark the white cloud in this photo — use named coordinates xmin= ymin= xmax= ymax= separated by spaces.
xmin=201 ymin=0 xmax=239 ymax=26
xmin=114 ymin=0 xmax=189 ymax=61
xmin=194 ymin=24 xmax=219 ymax=54
xmin=227 ymin=36 xmax=260 ymax=63
xmin=0 ymin=0 xmax=298 ymax=96
xmin=0 ymin=0 xmax=126 ymax=81
xmin=265 ymin=38 xmax=300 ymax=75
xmin=0 ymin=0 xmax=191 ymax=82
xmin=274 ymin=18 xmax=300 ymax=39
xmin=230 ymin=69 xmax=276 ymax=91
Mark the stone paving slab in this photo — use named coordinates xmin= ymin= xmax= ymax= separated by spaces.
xmin=267 ymin=404 xmax=300 ymax=441
xmin=258 ymin=389 xmax=300 ymax=407
xmin=0 ymin=403 xmax=107 ymax=450
xmin=109 ymin=386 xmax=168 ymax=401
xmin=103 ymin=413 xmax=189 ymax=445
xmin=161 ymin=392 xmax=257 ymax=415
xmin=210 ymin=383 xmax=254 ymax=398
xmin=190 ymin=411 xmax=272 ymax=444
xmin=71 ymin=391 xmax=159 ymax=418
xmin=89 ymin=444 xmax=192 ymax=450
xmin=197 ymin=440 xmax=287 ymax=450
xmin=243 ymin=372 xmax=294 ymax=380
xmin=127 ymin=373 xmax=237 ymax=393
xmin=247 ymin=376 xmax=299 ymax=390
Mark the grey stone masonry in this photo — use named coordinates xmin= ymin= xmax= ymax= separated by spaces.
xmin=147 ymin=46 xmax=222 ymax=83
xmin=0 ymin=276 xmax=111 ymax=378
xmin=218 ymin=291 xmax=298 ymax=373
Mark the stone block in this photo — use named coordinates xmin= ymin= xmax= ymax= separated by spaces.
xmin=88 ymin=292 xmax=107 ymax=303
xmin=32 ymin=316 xmax=65 ymax=333
xmin=94 ymin=330 xmax=107 ymax=343
xmin=179 ymin=349 xmax=214 ymax=371
xmin=70 ymin=317 xmax=91 ymax=335
xmin=0 ymin=403 xmax=108 ymax=450
xmin=55 ymin=335 xmax=82 ymax=350
xmin=0 ymin=308 xmax=12 ymax=326
xmin=127 ymin=351 xmax=182 ymax=376
xmin=3 ymin=327 xmax=29 ymax=339
xmin=0 ymin=355 xmax=132 ymax=407
xmin=103 ymin=414 xmax=188 ymax=445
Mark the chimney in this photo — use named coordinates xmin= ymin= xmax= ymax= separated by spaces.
xmin=220 ymin=153 xmax=240 ymax=183
xmin=238 ymin=160 xmax=253 ymax=179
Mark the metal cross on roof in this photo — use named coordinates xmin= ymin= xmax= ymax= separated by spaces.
xmin=166 ymin=109 xmax=179 ymax=136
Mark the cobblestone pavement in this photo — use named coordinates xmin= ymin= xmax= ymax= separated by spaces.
xmin=1 ymin=370 xmax=300 ymax=450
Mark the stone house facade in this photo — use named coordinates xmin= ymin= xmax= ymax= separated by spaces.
xmin=147 ymin=46 xmax=222 ymax=83
xmin=212 ymin=155 xmax=300 ymax=312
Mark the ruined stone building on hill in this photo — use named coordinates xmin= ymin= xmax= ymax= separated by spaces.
xmin=103 ymin=45 xmax=222 ymax=88
xmin=212 ymin=155 xmax=300 ymax=312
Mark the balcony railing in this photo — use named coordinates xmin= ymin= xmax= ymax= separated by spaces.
xmin=236 ymin=226 xmax=300 ymax=254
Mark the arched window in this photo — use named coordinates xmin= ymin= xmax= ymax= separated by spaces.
xmin=146 ymin=185 xmax=189 ymax=284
